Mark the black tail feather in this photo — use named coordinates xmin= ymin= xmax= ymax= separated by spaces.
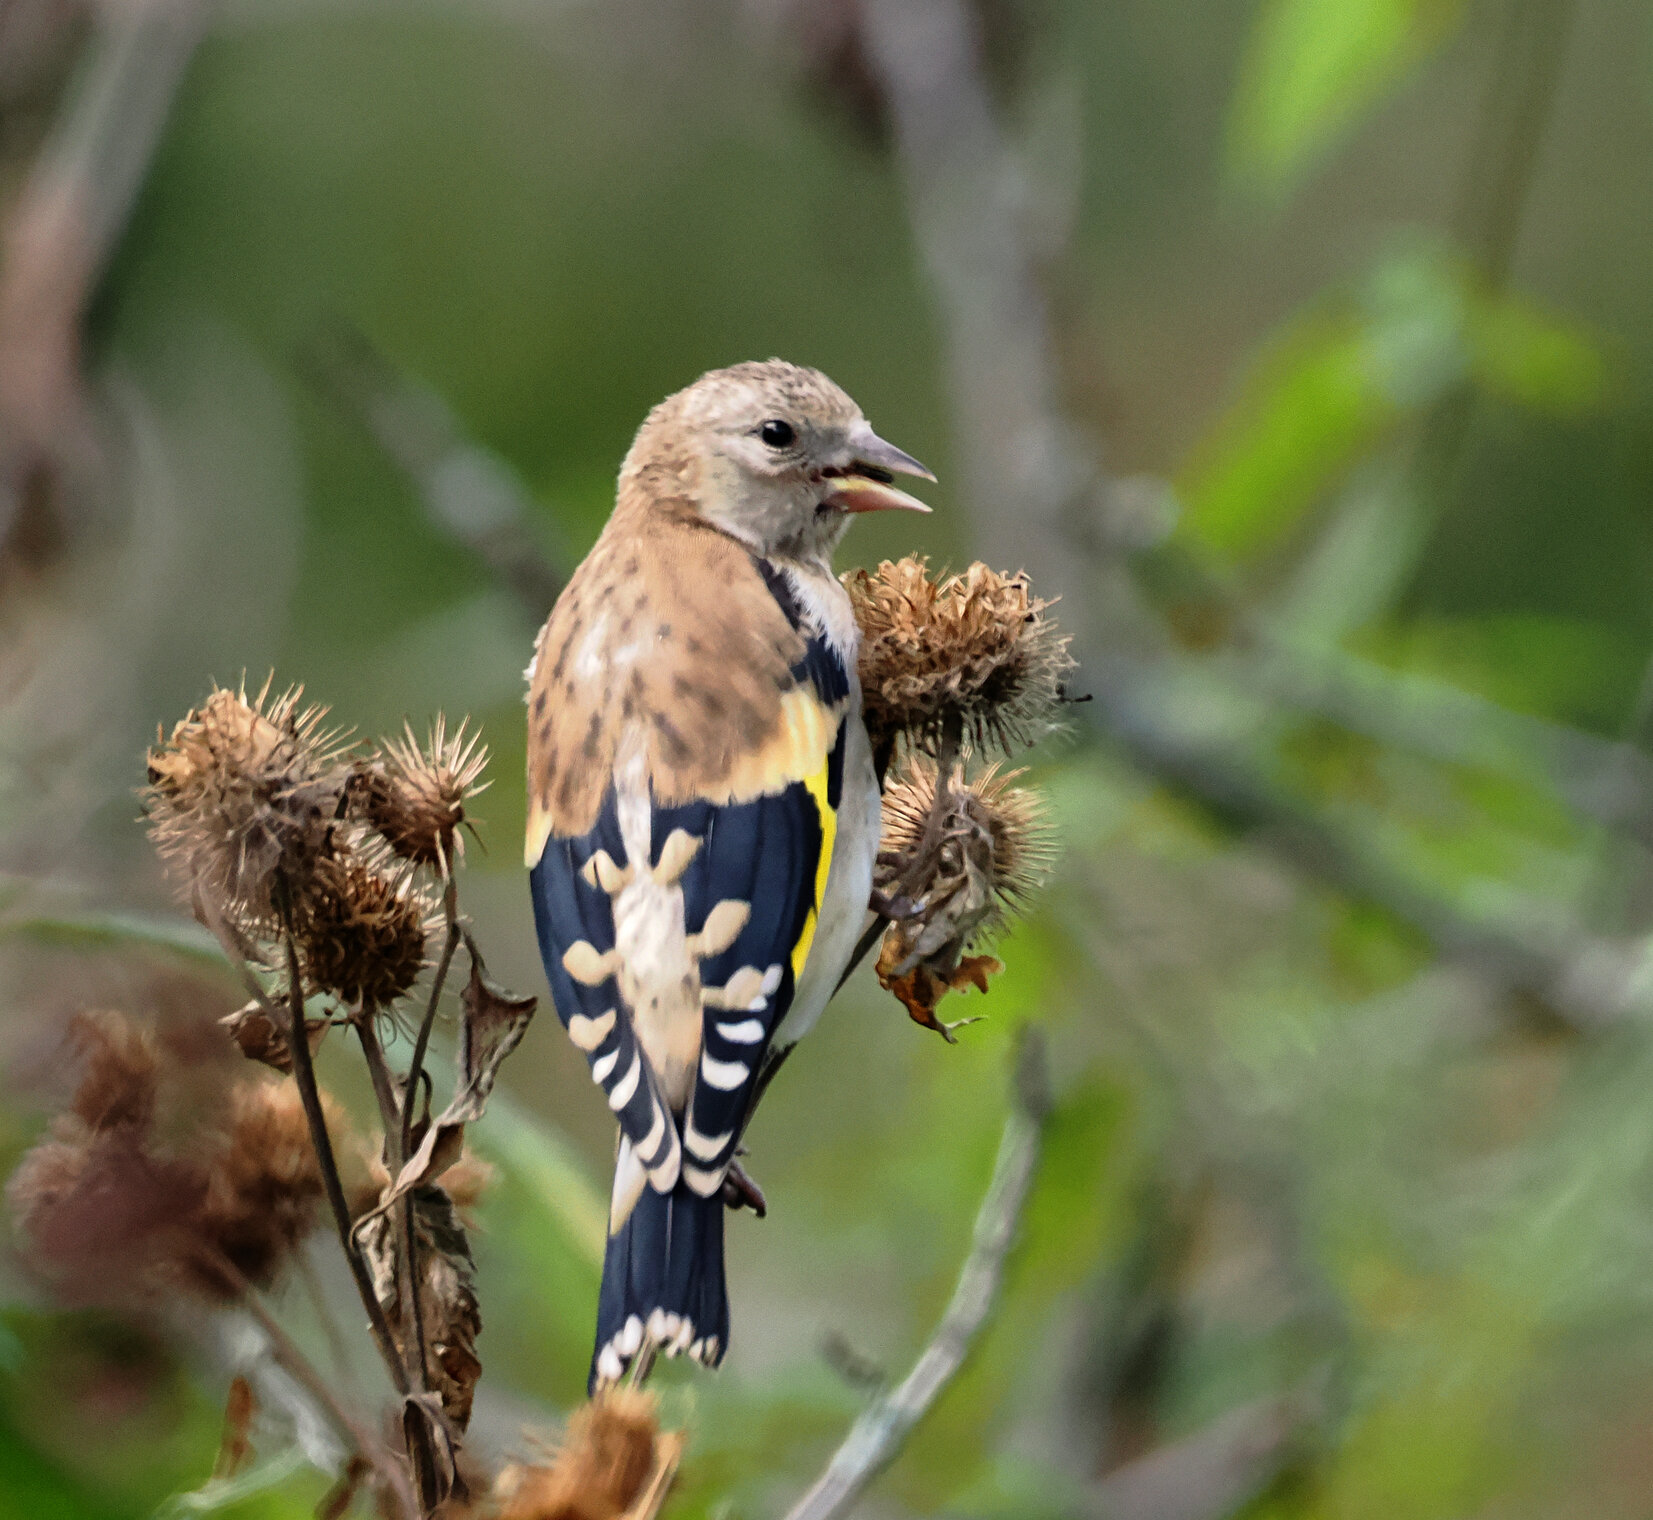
xmin=590 ymin=1180 xmax=730 ymax=1392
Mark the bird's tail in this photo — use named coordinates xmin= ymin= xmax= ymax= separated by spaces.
xmin=590 ymin=1170 xmax=730 ymax=1392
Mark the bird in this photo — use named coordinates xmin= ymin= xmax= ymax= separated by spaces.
xmin=524 ymin=359 xmax=933 ymax=1391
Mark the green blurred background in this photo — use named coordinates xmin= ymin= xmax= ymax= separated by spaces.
xmin=5 ymin=0 xmax=1653 ymax=1515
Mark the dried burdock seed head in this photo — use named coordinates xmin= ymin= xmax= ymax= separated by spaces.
xmin=66 ymin=1008 xmax=159 ymax=1132
xmin=845 ymin=557 xmax=1075 ymax=762
xmin=493 ymin=1390 xmax=683 ymax=1520
xmin=349 ymin=716 xmax=489 ymax=873
xmin=143 ymin=679 xmax=350 ymax=932
xmin=8 ymin=1010 xmax=202 ymax=1303
xmin=294 ymin=854 xmax=432 ymax=1008
xmin=7 ymin=1129 xmax=207 ymax=1305
xmin=874 ymin=759 xmax=1055 ymax=1039
xmin=186 ymin=1077 xmax=337 ymax=1297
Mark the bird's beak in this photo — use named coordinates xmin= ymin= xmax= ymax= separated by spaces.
xmin=821 ymin=423 xmax=936 ymax=514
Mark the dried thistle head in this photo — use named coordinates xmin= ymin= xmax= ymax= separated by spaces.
xmin=349 ymin=716 xmax=489 ymax=873
xmin=143 ymin=680 xmax=350 ymax=932
xmin=874 ymin=760 xmax=1054 ymax=1039
xmin=186 ymin=1077 xmax=336 ymax=1298
xmin=845 ymin=557 xmax=1075 ymax=762
xmin=65 ymin=1008 xmax=158 ymax=1132
xmin=493 ymin=1390 xmax=680 ymax=1520
xmin=293 ymin=854 xmax=433 ymax=1008
xmin=7 ymin=1011 xmax=202 ymax=1303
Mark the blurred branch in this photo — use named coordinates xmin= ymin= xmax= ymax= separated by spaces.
xmin=856 ymin=0 xmax=1106 ymax=643
xmin=1237 ymin=635 xmax=1653 ymax=847
xmin=782 ymin=1031 xmax=1052 ymax=1520
xmin=1091 ymin=657 xmax=1652 ymax=1031
xmin=0 ymin=0 xmax=208 ymax=547
xmin=1454 ymin=0 xmax=1576 ymax=293
xmin=304 ymin=325 xmax=564 ymax=616
xmin=1087 ymin=1382 xmax=1319 ymax=1520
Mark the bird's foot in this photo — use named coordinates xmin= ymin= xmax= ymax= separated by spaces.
xmin=722 ymin=1160 xmax=767 ymax=1217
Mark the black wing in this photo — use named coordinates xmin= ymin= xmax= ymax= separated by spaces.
xmin=529 ymin=790 xmax=683 ymax=1192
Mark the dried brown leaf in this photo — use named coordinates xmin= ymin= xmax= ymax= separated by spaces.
xmin=360 ymin=1184 xmax=482 ymax=1429
xmin=213 ymin=1375 xmax=256 ymax=1480
xmin=218 ymin=1000 xmax=327 ymax=1074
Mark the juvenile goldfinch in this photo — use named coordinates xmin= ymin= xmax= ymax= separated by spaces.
xmin=525 ymin=360 xmax=932 ymax=1390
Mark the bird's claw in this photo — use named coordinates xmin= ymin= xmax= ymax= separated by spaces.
xmin=722 ymin=1160 xmax=767 ymax=1217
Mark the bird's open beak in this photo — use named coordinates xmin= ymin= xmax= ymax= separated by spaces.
xmin=821 ymin=424 xmax=936 ymax=514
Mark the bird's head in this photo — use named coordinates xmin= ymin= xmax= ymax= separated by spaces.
xmin=620 ymin=359 xmax=934 ymax=562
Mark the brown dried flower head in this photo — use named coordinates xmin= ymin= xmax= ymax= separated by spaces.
xmin=143 ymin=679 xmax=350 ymax=931
xmin=295 ymin=854 xmax=433 ymax=1007
xmin=874 ymin=760 xmax=1054 ymax=1039
xmin=350 ymin=716 xmax=489 ymax=873
xmin=6 ymin=1011 xmax=199 ymax=1303
xmin=493 ymin=1390 xmax=682 ymax=1520
xmin=187 ymin=1077 xmax=336 ymax=1298
xmin=6 ymin=1015 xmax=348 ymax=1306
xmin=845 ymin=557 xmax=1075 ymax=762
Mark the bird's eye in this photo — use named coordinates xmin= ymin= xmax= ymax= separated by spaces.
xmin=759 ymin=419 xmax=796 ymax=449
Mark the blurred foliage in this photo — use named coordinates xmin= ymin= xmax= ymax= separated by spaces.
xmin=1227 ymin=0 xmax=1468 ymax=186
xmin=6 ymin=0 xmax=1653 ymax=1517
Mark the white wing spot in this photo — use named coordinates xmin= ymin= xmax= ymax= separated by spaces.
xmin=608 ymin=1051 xmax=642 ymax=1110
xmin=684 ymin=1119 xmax=733 ymax=1161
xmin=592 ymin=1047 xmax=619 ymax=1084
xmin=568 ymin=1009 xmax=616 ymax=1051
xmin=716 ymin=1017 xmax=765 ymax=1044
xmin=701 ymin=1053 xmax=749 ymax=1090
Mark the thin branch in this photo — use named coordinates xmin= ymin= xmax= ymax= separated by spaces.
xmin=783 ymin=1031 xmax=1052 ymax=1520
xmin=355 ymin=1008 xmax=426 ymax=1392
xmin=1087 ymin=658 xmax=1648 ymax=1031
xmin=277 ymin=915 xmax=411 ymax=1399
xmin=401 ymin=878 xmax=460 ymax=1165
xmin=207 ymin=1249 xmax=418 ymax=1520
xmin=0 ymin=0 xmax=208 ymax=537
xmin=303 ymin=325 xmax=563 ymax=614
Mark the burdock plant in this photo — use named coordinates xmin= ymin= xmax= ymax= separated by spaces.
xmin=844 ymin=559 xmax=1072 ymax=1036
xmin=9 ymin=677 xmax=532 ymax=1519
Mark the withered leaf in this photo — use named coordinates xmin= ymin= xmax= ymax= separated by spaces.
xmin=360 ymin=956 xmax=535 ymax=1217
xmin=404 ymin=1389 xmax=463 ymax=1511
xmin=876 ymin=931 xmax=999 ymax=1042
xmin=219 ymin=1001 xmax=327 ymax=1074
xmin=212 ymin=1374 xmax=256 ymax=1480
xmin=454 ymin=955 xmax=537 ymax=1123
xmin=359 ymin=1185 xmax=482 ymax=1431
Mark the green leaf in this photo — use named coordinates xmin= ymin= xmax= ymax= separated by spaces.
xmin=1228 ymin=0 xmax=1467 ymax=186
xmin=1468 ymin=296 xmax=1605 ymax=414
xmin=0 ymin=911 xmax=230 ymax=968
xmin=1179 ymin=246 xmax=1604 ymax=567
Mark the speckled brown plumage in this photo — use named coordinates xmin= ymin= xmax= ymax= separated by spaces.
xmin=525 ymin=486 xmax=820 ymax=857
xmin=525 ymin=374 xmax=844 ymax=859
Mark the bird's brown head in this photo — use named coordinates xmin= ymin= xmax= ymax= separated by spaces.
xmin=618 ymin=359 xmax=934 ymax=563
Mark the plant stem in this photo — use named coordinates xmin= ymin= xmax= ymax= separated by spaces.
xmin=401 ymin=878 xmax=460 ymax=1165
xmin=210 ymin=1249 xmax=418 ymax=1520
xmin=355 ymin=1009 xmax=427 ymax=1392
xmin=783 ymin=1030 xmax=1051 ymax=1520
xmin=278 ymin=918 xmax=411 ymax=1400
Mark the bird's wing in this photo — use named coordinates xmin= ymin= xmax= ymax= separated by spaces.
xmin=664 ymin=563 xmax=852 ymax=1195
xmin=527 ymin=519 xmax=852 ymax=1207
xmin=530 ymin=791 xmax=685 ymax=1202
